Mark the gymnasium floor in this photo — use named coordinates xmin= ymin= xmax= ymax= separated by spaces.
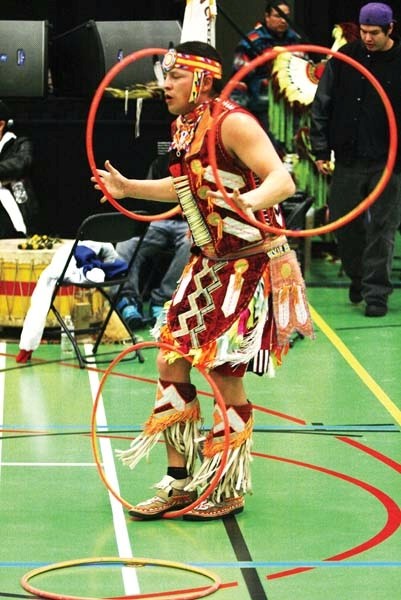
xmin=1 ymin=245 xmax=401 ymax=600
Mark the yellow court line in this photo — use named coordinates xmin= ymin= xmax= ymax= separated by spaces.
xmin=309 ymin=304 xmax=401 ymax=427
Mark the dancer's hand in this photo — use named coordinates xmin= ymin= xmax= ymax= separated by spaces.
xmin=208 ymin=188 xmax=255 ymax=221
xmin=91 ymin=160 xmax=128 ymax=202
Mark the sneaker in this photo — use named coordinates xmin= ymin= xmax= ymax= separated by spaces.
xmin=349 ymin=283 xmax=362 ymax=304
xmin=183 ymin=496 xmax=244 ymax=521
xmin=365 ymin=304 xmax=387 ymax=317
xmin=116 ymin=297 xmax=144 ymax=331
xmin=128 ymin=475 xmax=197 ymax=520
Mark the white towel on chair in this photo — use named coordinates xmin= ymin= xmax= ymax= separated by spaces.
xmin=18 ymin=240 xmax=121 ymax=352
xmin=19 ymin=243 xmax=75 ymax=351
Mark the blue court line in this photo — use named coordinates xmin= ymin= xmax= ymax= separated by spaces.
xmin=2 ymin=423 xmax=398 ymax=432
xmin=2 ymin=561 xmax=401 ymax=569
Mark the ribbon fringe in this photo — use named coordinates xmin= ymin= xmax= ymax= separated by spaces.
xmin=185 ymin=417 xmax=253 ymax=503
xmin=165 ymin=419 xmax=200 ymax=474
xmin=144 ymin=402 xmax=200 ymax=436
xmin=115 ymin=432 xmax=162 ymax=470
xmin=116 ymin=404 xmax=201 ymax=473
xmin=186 ymin=436 xmax=253 ymax=503
xmin=116 ymin=395 xmax=200 ymax=472
xmin=203 ymin=417 xmax=254 ymax=457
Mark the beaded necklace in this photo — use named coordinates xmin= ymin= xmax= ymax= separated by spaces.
xmin=169 ymin=101 xmax=210 ymax=156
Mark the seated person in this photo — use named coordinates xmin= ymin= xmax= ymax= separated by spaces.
xmin=116 ymin=154 xmax=192 ymax=330
xmin=0 ymin=100 xmax=39 ymax=237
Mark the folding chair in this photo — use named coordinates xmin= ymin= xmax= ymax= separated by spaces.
xmin=281 ymin=192 xmax=314 ymax=275
xmin=49 ymin=211 xmax=149 ymax=368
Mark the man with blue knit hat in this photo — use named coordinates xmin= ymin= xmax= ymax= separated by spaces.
xmin=310 ymin=2 xmax=401 ymax=317
xmin=359 ymin=2 xmax=394 ymax=27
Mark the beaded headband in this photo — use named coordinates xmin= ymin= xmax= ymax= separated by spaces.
xmin=162 ymin=49 xmax=222 ymax=102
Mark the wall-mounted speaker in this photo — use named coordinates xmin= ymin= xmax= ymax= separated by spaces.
xmin=0 ymin=20 xmax=48 ymax=97
xmin=51 ymin=20 xmax=182 ymax=97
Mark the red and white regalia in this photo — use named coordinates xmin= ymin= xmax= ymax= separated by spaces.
xmin=158 ymin=97 xmax=314 ymax=375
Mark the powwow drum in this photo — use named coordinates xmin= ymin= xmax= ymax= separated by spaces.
xmin=0 ymin=239 xmax=104 ymax=329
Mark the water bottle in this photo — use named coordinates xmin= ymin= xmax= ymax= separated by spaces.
xmin=61 ymin=315 xmax=75 ymax=355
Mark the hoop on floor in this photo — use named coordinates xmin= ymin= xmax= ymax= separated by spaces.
xmin=86 ymin=47 xmax=181 ymax=222
xmin=90 ymin=340 xmax=230 ymax=519
xmin=208 ymin=43 xmax=398 ymax=238
xmin=21 ymin=556 xmax=221 ymax=600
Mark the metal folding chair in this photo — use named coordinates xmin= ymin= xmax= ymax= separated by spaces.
xmin=49 ymin=211 xmax=149 ymax=368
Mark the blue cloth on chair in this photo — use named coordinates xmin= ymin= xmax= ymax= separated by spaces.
xmin=74 ymin=243 xmax=128 ymax=279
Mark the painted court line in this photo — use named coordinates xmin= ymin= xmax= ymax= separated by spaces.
xmin=87 ymin=352 xmax=140 ymax=596
xmin=3 ymin=560 xmax=401 ymax=569
xmin=1 ymin=462 xmax=97 ymax=467
xmin=0 ymin=342 xmax=5 ymax=478
xmin=309 ymin=304 xmax=401 ymax=427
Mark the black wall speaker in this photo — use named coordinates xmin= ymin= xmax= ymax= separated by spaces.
xmin=51 ymin=20 xmax=182 ymax=97
xmin=0 ymin=20 xmax=48 ymax=97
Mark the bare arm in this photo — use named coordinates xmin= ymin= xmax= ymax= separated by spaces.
xmin=210 ymin=112 xmax=295 ymax=215
xmin=92 ymin=160 xmax=178 ymax=203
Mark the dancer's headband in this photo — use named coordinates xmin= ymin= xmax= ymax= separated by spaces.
xmin=162 ymin=49 xmax=222 ymax=102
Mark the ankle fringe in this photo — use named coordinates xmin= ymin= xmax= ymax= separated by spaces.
xmin=116 ymin=432 xmax=162 ymax=470
xmin=165 ymin=419 xmax=200 ymax=474
xmin=116 ymin=400 xmax=201 ymax=473
xmin=186 ymin=417 xmax=253 ymax=503
xmin=203 ymin=417 xmax=253 ymax=457
xmin=144 ymin=401 xmax=200 ymax=436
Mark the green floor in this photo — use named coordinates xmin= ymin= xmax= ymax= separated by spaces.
xmin=1 ymin=249 xmax=401 ymax=600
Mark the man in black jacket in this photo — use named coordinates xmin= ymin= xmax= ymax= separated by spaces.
xmin=310 ymin=2 xmax=401 ymax=317
xmin=0 ymin=100 xmax=38 ymax=237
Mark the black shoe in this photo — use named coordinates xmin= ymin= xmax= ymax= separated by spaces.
xmin=365 ymin=304 xmax=387 ymax=317
xmin=349 ymin=284 xmax=362 ymax=304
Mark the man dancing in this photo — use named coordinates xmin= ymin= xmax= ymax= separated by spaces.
xmin=94 ymin=40 xmax=313 ymax=520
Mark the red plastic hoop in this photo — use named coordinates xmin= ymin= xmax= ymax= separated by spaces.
xmin=208 ymin=44 xmax=398 ymax=237
xmin=86 ymin=47 xmax=181 ymax=222
xmin=90 ymin=340 xmax=230 ymax=519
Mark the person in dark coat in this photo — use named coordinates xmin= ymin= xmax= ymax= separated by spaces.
xmin=310 ymin=2 xmax=401 ymax=317
xmin=0 ymin=99 xmax=39 ymax=237
xmin=231 ymin=1 xmax=300 ymax=133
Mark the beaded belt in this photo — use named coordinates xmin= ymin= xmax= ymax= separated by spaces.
xmin=201 ymin=235 xmax=291 ymax=261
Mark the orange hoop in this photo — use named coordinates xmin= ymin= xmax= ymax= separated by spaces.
xmin=90 ymin=340 xmax=230 ymax=519
xmin=208 ymin=43 xmax=398 ymax=237
xmin=21 ymin=556 xmax=221 ymax=600
xmin=86 ymin=47 xmax=181 ymax=222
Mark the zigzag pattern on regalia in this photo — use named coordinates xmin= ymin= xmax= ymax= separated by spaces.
xmin=174 ymin=258 xmax=226 ymax=346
